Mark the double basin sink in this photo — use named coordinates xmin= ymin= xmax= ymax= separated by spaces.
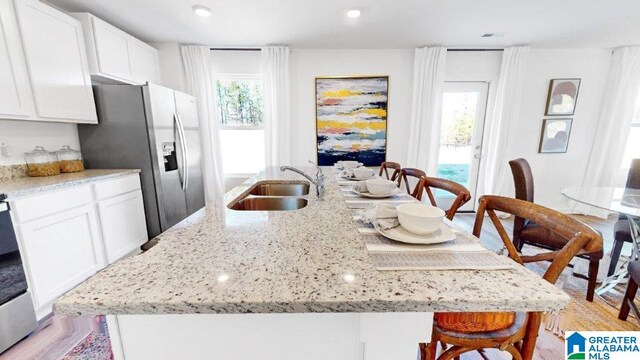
xmin=228 ymin=181 xmax=310 ymax=211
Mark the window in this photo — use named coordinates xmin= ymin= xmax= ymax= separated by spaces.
xmin=215 ymin=74 xmax=265 ymax=175
xmin=621 ymin=91 xmax=640 ymax=169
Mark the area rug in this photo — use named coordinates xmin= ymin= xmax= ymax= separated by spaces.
xmin=0 ymin=315 xmax=112 ymax=360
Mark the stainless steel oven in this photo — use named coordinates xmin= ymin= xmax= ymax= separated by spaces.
xmin=0 ymin=194 xmax=37 ymax=353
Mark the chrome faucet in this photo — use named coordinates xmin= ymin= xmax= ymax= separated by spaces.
xmin=280 ymin=161 xmax=325 ymax=200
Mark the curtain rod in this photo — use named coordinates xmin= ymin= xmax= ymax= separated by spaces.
xmin=447 ymin=48 xmax=504 ymax=52
xmin=210 ymin=47 xmax=261 ymax=51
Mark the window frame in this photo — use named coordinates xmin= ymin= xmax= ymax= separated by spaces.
xmin=214 ymin=73 xmax=265 ymax=177
xmin=213 ymin=73 xmax=264 ymax=131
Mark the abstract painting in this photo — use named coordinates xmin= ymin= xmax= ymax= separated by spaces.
xmin=539 ymin=118 xmax=572 ymax=153
xmin=545 ymin=78 xmax=581 ymax=116
xmin=315 ymin=76 xmax=388 ymax=166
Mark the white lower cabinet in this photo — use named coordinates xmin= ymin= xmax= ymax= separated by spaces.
xmin=11 ymin=174 xmax=147 ymax=318
xmin=17 ymin=204 xmax=104 ymax=318
xmin=98 ymin=190 xmax=147 ymax=264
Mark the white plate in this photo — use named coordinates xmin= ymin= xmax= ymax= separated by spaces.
xmin=341 ymin=173 xmax=377 ymax=181
xmin=354 ymin=188 xmax=401 ymax=198
xmin=373 ymin=222 xmax=455 ymax=245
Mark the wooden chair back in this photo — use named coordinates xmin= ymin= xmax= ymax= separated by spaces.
xmin=508 ymin=158 xmax=535 ymax=246
xmin=378 ymin=161 xmax=402 ymax=181
xmin=417 ymin=177 xmax=471 ymax=220
xmin=508 ymin=158 xmax=534 ymax=202
xmin=473 ymin=195 xmax=602 ymax=284
xmin=397 ymin=168 xmax=427 ymax=199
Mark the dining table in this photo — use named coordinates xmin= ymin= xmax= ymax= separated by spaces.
xmin=561 ymin=186 xmax=640 ymax=297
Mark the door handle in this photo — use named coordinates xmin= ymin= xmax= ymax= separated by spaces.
xmin=474 ymin=154 xmax=482 ymax=159
xmin=176 ymin=114 xmax=189 ymax=190
xmin=173 ymin=114 xmax=188 ymax=190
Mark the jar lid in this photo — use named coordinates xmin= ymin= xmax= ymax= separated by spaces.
xmin=24 ymin=146 xmax=52 ymax=156
xmin=55 ymin=145 xmax=80 ymax=154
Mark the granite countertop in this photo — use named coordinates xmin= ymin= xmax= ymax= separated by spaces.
xmin=55 ymin=167 xmax=570 ymax=315
xmin=0 ymin=169 xmax=141 ymax=198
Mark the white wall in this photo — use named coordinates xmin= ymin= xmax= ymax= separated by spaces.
xmin=290 ymin=49 xmax=414 ymax=166
xmin=152 ymin=42 xmax=186 ymax=92
xmin=0 ymin=120 xmax=80 ymax=166
xmin=503 ymin=48 xmax=611 ymax=212
xmin=154 ymin=45 xmax=613 ymax=211
xmin=288 ymin=48 xmax=611 ymax=212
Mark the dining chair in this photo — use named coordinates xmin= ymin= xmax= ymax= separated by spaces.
xmin=509 ymin=158 xmax=603 ymax=301
xmin=420 ymin=195 xmax=602 ymax=360
xmin=378 ymin=161 xmax=402 ymax=181
xmin=618 ymin=260 xmax=640 ymax=324
xmin=416 ymin=177 xmax=471 ymax=220
xmin=609 ymin=158 xmax=640 ymax=276
xmin=397 ymin=168 xmax=427 ymax=199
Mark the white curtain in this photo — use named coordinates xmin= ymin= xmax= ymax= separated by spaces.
xmin=575 ymin=46 xmax=640 ymax=216
xmin=406 ymin=47 xmax=447 ymax=175
xmin=262 ymin=46 xmax=291 ymax=167
xmin=181 ymin=46 xmax=225 ymax=202
xmin=482 ymin=46 xmax=530 ymax=196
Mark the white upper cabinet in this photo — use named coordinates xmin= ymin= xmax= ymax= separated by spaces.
xmin=92 ymin=17 xmax=132 ymax=80
xmin=0 ymin=0 xmax=35 ymax=118
xmin=73 ymin=13 xmax=160 ymax=85
xmin=128 ymin=40 xmax=160 ymax=84
xmin=14 ymin=0 xmax=97 ymax=123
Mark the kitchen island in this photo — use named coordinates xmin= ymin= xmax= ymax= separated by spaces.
xmin=55 ymin=167 xmax=569 ymax=360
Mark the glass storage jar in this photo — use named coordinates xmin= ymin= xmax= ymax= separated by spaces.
xmin=56 ymin=145 xmax=84 ymax=173
xmin=24 ymin=146 xmax=60 ymax=177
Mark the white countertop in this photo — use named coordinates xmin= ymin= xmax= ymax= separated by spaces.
xmin=54 ymin=167 xmax=570 ymax=315
xmin=0 ymin=169 xmax=141 ymax=198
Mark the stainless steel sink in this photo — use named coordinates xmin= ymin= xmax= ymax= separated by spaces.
xmin=249 ymin=182 xmax=310 ymax=196
xmin=229 ymin=197 xmax=308 ymax=211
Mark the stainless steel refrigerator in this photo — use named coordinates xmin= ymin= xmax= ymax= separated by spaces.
xmin=78 ymin=83 xmax=205 ymax=239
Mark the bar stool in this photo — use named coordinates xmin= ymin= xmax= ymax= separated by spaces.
xmin=378 ymin=161 xmax=402 ymax=181
xmin=509 ymin=158 xmax=602 ymax=301
xmin=416 ymin=177 xmax=471 ymax=220
xmin=397 ymin=168 xmax=426 ymax=199
xmin=421 ymin=195 xmax=602 ymax=360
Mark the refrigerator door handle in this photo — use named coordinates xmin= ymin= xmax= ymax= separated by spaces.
xmin=173 ymin=113 xmax=188 ymax=190
xmin=175 ymin=113 xmax=189 ymax=190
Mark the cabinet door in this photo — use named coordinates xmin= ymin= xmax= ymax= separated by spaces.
xmin=0 ymin=0 xmax=34 ymax=118
xmin=14 ymin=0 xmax=97 ymax=122
xmin=17 ymin=204 xmax=104 ymax=312
xmin=128 ymin=39 xmax=159 ymax=84
xmin=97 ymin=190 xmax=148 ymax=263
xmin=92 ymin=17 xmax=132 ymax=81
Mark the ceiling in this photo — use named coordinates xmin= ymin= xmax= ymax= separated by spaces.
xmin=46 ymin=0 xmax=640 ymax=49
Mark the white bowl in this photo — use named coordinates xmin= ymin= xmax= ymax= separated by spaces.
xmin=366 ymin=178 xmax=396 ymax=195
xmin=341 ymin=161 xmax=362 ymax=169
xmin=353 ymin=167 xmax=375 ymax=179
xmin=396 ymin=203 xmax=445 ymax=235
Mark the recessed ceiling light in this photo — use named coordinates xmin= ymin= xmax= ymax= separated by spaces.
xmin=192 ymin=5 xmax=212 ymax=17
xmin=346 ymin=9 xmax=361 ymax=18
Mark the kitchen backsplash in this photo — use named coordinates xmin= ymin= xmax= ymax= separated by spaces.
xmin=0 ymin=164 xmax=28 ymax=181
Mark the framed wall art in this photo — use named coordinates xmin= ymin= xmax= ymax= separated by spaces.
xmin=538 ymin=118 xmax=573 ymax=153
xmin=545 ymin=78 xmax=581 ymax=116
xmin=315 ymin=76 xmax=388 ymax=166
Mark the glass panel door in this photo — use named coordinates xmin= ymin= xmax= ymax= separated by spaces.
xmin=436 ymin=82 xmax=489 ymax=211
